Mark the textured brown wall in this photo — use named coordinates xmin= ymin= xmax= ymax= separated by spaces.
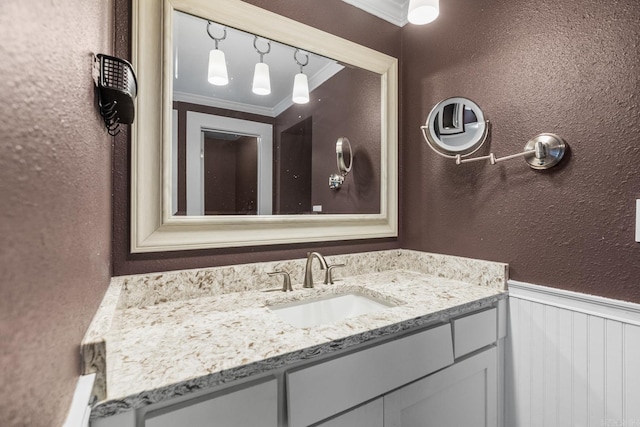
xmin=274 ymin=67 xmax=381 ymax=214
xmin=112 ymin=0 xmax=401 ymax=276
xmin=309 ymin=68 xmax=381 ymax=214
xmin=0 ymin=1 xmax=114 ymax=426
xmin=275 ymin=118 xmax=313 ymax=213
xmin=203 ymin=136 xmax=238 ymax=214
xmin=402 ymin=0 xmax=640 ymax=302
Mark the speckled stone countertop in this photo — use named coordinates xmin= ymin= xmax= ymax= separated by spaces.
xmin=83 ymin=249 xmax=508 ymax=419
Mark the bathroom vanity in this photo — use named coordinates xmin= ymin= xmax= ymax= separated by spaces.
xmin=84 ymin=250 xmax=507 ymax=427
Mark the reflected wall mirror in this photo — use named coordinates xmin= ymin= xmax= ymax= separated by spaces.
xmin=132 ymin=0 xmax=398 ymax=252
xmin=336 ymin=137 xmax=353 ymax=176
xmin=329 ymin=137 xmax=353 ymax=190
xmin=422 ymin=97 xmax=488 ymax=158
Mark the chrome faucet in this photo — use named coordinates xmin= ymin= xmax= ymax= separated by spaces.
xmin=267 ymin=271 xmax=293 ymax=292
xmin=324 ymin=263 xmax=346 ymax=284
xmin=303 ymin=252 xmax=328 ymax=288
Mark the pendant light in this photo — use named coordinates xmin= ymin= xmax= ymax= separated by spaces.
xmin=252 ymin=36 xmax=271 ymax=95
xmin=292 ymin=49 xmax=310 ymax=104
xmin=408 ymin=0 xmax=439 ymax=25
xmin=206 ymin=22 xmax=229 ymax=86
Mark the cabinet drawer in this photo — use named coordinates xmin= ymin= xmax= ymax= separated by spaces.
xmin=453 ymin=308 xmax=497 ymax=358
xmin=144 ymin=378 xmax=277 ymax=427
xmin=287 ymin=324 xmax=454 ymax=427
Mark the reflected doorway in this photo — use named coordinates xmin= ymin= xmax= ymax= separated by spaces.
xmin=276 ymin=117 xmax=312 ymax=214
xmin=203 ymin=131 xmax=258 ymax=215
xmin=182 ymin=111 xmax=273 ymax=216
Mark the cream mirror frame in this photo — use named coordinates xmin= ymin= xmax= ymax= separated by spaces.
xmin=131 ymin=0 xmax=398 ymax=252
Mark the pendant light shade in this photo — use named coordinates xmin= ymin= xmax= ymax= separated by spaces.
xmin=252 ymin=62 xmax=271 ymax=95
xmin=408 ymin=0 xmax=439 ymax=25
xmin=207 ymin=49 xmax=229 ymax=86
xmin=292 ymin=49 xmax=310 ymax=104
xmin=292 ymin=73 xmax=309 ymax=104
xmin=252 ymin=37 xmax=272 ymax=95
xmin=206 ymin=22 xmax=228 ymax=86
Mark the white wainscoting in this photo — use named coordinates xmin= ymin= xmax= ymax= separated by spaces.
xmin=506 ymin=281 xmax=640 ymax=427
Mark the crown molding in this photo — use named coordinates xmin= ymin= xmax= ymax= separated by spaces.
xmin=341 ymin=0 xmax=408 ymax=27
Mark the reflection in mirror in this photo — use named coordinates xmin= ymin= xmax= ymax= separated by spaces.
xmin=131 ymin=0 xmax=397 ymax=252
xmin=336 ymin=137 xmax=353 ymax=175
xmin=172 ymin=11 xmax=381 ymax=215
xmin=329 ymin=137 xmax=352 ymax=190
xmin=201 ymin=131 xmax=258 ymax=215
xmin=422 ymin=97 xmax=488 ymax=157
xmin=178 ymin=112 xmax=273 ymax=216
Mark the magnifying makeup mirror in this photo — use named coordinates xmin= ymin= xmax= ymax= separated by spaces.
xmin=329 ymin=137 xmax=353 ymax=189
xmin=422 ymin=97 xmax=489 ymax=158
xmin=421 ymin=97 xmax=567 ymax=169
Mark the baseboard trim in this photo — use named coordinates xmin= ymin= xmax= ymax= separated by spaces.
xmin=508 ymin=280 xmax=640 ymax=326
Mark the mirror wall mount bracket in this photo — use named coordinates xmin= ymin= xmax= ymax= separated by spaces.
xmin=422 ymin=126 xmax=567 ymax=170
xmin=329 ymin=174 xmax=345 ymax=190
xmin=521 ymin=133 xmax=566 ymax=169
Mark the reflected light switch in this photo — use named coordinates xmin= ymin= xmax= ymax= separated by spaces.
xmin=313 ymin=205 xmax=322 ymax=213
xmin=636 ymin=200 xmax=640 ymax=243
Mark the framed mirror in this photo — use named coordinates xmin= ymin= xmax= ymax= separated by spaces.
xmin=131 ymin=0 xmax=398 ymax=252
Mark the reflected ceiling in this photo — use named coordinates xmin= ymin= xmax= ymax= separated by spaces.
xmin=173 ymin=11 xmax=344 ymax=117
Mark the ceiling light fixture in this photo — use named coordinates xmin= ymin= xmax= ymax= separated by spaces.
xmin=206 ymin=22 xmax=229 ymax=86
xmin=292 ymin=49 xmax=310 ymax=104
xmin=252 ymin=36 xmax=272 ymax=95
xmin=408 ymin=0 xmax=440 ymax=25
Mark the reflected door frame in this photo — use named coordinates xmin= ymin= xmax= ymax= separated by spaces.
xmin=183 ymin=112 xmax=273 ymax=215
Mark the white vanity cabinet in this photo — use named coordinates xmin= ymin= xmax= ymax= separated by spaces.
xmin=286 ymin=324 xmax=455 ymax=427
xmin=384 ymin=347 xmax=498 ymax=427
xmin=378 ymin=308 xmax=500 ymax=427
xmin=303 ymin=307 xmax=502 ymax=427
xmin=144 ymin=378 xmax=278 ymax=427
xmin=91 ymin=303 xmax=505 ymax=427
xmin=92 ymin=378 xmax=278 ymax=427
xmin=317 ymin=348 xmax=498 ymax=427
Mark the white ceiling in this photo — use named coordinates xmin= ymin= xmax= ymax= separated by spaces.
xmin=340 ymin=0 xmax=410 ymax=27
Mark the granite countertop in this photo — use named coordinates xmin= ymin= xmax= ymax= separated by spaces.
xmin=84 ymin=250 xmax=508 ymax=419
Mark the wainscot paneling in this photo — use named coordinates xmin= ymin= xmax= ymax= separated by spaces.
xmin=506 ymin=281 xmax=640 ymax=427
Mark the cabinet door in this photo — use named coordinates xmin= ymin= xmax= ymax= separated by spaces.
xmin=287 ymin=324 xmax=453 ymax=427
xmin=316 ymin=398 xmax=384 ymax=427
xmin=384 ymin=347 xmax=497 ymax=427
xmin=144 ymin=378 xmax=277 ymax=427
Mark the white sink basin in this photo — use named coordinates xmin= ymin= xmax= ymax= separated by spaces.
xmin=268 ymin=292 xmax=394 ymax=328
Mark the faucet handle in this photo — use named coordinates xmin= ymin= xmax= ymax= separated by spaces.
xmin=324 ymin=263 xmax=346 ymax=284
xmin=267 ymin=271 xmax=293 ymax=292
